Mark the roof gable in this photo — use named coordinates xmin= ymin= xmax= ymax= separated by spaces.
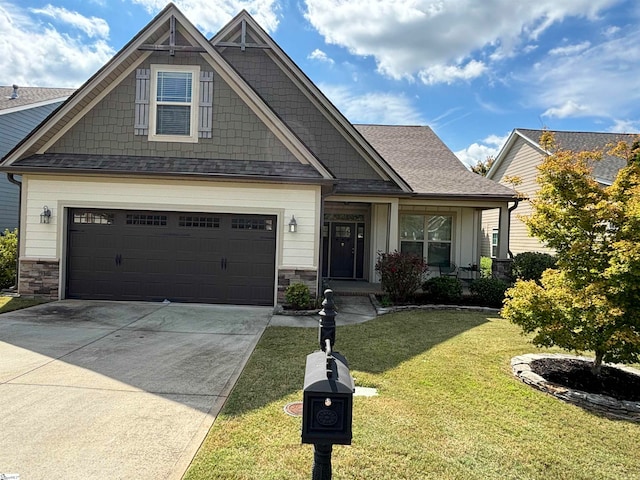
xmin=490 ymin=128 xmax=635 ymax=185
xmin=211 ymin=11 xmax=412 ymax=192
xmin=0 ymin=4 xmax=332 ymax=180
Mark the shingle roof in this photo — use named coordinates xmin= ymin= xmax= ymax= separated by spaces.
xmin=516 ymin=128 xmax=636 ymax=184
xmin=8 ymin=153 xmax=325 ymax=181
xmin=0 ymin=86 xmax=75 ymax=112
xmin=355 ymin=124 xmax=516 ymax=199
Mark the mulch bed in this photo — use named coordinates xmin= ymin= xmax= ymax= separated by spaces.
xmin=531 ymin=358 xmax=640 ymax=402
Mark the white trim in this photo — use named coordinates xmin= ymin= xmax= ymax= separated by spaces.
xmin=149 ymin=64 xmax=200 ymax=143
xmin=0 ymin=97 xmax=71 ymax=116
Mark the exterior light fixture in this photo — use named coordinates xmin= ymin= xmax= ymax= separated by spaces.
xmin=40 ymin=205 xmax=51 ymax=224
xmin=288 ymin=215 xmax=297 ymax=233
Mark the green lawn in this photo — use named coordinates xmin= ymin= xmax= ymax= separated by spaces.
xmin=0 ymin=295 xmax=48 ymax=314
xmin=184 ymin=310 xmax=640 ymax=480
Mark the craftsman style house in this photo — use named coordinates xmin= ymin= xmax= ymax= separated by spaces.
xmin=1 ymin=4 xmax=515 ymax=306
xmin=481 ymin=128 xmax=634 ymax=257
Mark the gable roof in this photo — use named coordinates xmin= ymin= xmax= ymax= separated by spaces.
xmin=490 ymin=128 xmax=636 ymax=185
xmin=211 ymin=11 xmax=412 ymax=193
xmin=355 ymin=125 xmax=516 ymax=199
xmin=0 ymin=86 xmax=74 ymax=115
xmin=0 ymin=3 xmax=334 ymax=182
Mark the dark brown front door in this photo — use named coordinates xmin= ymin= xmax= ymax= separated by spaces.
xmin=66 ymin=209 xmax=276 ymax=305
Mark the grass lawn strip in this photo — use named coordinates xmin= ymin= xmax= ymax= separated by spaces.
xmin=184 ymin=311 xmax=640 ymax=480
xmin=0 ymin=296 xmax=49 ymax=314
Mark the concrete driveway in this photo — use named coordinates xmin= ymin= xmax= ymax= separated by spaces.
xmin=0 ymin=300 xmax=272 ymax=480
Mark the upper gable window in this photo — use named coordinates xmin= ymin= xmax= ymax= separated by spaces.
xmin=149 ymin=65 xmax=199 ymax=143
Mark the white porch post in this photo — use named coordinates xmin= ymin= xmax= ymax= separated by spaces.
xmin=388 ymin=199 xmax=399 ymax=252
xmin=497 ymin=204 xmax=510 ymax=258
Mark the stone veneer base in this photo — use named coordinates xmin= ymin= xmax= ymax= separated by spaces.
xmin=19 ymin=259 xmax=60 ymax=299
xmin=511 ymin=353 xmax=640 ymax=422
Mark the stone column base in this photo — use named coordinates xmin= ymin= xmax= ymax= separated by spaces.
xmin=19 ymin=259 xmax=60 ymax=299
xmin=492 ymin=258 xmax=513 ymax=282
xmin=277 ymin=268 xmax=318 ymax=304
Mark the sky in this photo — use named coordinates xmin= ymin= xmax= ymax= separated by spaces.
xmin=1 ymin=0 xmax=639 ymax=167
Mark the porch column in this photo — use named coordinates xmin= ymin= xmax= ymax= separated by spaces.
xmin=497 ymin=204 xmax=510 ymax=258
xmin=388 ymin=199 xmax=399 ymax=253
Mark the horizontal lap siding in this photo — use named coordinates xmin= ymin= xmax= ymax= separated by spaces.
xmin=22 ymin=175 xmax=319 ymax=267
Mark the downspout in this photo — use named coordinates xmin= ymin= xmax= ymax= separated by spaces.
xmin=7 ymin=173 xmax=21 ymax=289
xmin=507 ymin=198 xmax=520 ymax=259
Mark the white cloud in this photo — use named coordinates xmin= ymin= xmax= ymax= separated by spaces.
xmin=30 ymin=5 xmax=110 ymax=39
xmin=454 ymin=133 xmax=510 ymax=167
xmin=548 ymin=41 xmax=591 ymax=56
xmin=319 ymin=84 xmax=426 ymax=125
xmin=543 ymin=100 xmax=590 ymax=118
xmin=0 ymin=2 xmax=115 ymax=87
xmin=131 ymin=0 xmax=281 ymax=35
xmin=308 ymin=49 xmax=334 ymax=65
xmin=524 ymin=26 xmax=640 ymax=121
xmin=607 ymin=119 xmax=640 ymax=133
xmin=304 ymin=0 xmax=619 ymax=85
xmin=418 ymin=60 xmax=487 ymax=85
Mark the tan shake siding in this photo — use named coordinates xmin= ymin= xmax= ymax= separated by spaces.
xmin=21 ymin=175 xmax=319 ymax=270
xmin=220 ymin=47 xmax=384 ymax=180
xmin=47 ymin=52 xmax=298 ymax=163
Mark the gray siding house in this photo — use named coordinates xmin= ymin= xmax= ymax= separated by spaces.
xmin=482 ymin=128 xmax=635 ymax=257
xmin=1 ymin=4 xmax=515 ymax=305
xmin=0 ymin=86 xmax=74 ymax=231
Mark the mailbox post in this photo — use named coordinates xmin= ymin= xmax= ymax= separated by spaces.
xmin=302 ymin=289 xmax=354 ymax=480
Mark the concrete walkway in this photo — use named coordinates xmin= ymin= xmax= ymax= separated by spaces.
xmin=0 ymin=300 xmax=272 ymax=480
xmin=268 ymin=294 xmax=378 ymax=327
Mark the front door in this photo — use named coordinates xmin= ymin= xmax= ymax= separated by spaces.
xmin=330 ymin=223 xmax=355 ymax=278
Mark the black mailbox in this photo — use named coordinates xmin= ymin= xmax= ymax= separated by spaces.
xmin=302 ymin=349 xmax=354 ymax=445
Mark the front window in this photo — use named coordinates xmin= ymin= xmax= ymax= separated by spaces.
xmin=149 ymin=65 xmax=199 ymax=142
xmin=491 ymin=229 xmax=499 ymax=258
xmin=400 ymin=214 xmax=453 ymax=266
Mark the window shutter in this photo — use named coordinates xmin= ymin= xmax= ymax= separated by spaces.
xmin=134 ymin=69 xmax=150 ymax=135
xmin=199 ymin=71 xmax=214 ymax=139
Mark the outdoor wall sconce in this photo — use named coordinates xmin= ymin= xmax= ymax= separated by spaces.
xmin=288 ymin=215 xmax=297 ymax=233
xmin=40 ymin=206 xmax=51 ymax=224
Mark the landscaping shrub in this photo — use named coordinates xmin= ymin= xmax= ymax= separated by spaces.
xmin=375 ymin=251 xmax=427 ymax=303
xmin=480 ymin=256 xmax=492 ymax=278
xmin=0 ymin=229 xmax=17 ymax=289
xmin=422 ymin=276 xmax=463 ymax=304
xmin=469 ymin=277 xmax=509 ymax=307
xmin=284 ymin=282 xmax=311 ymax=309
xmin=511 ymin=252 xmax=556 ymax=282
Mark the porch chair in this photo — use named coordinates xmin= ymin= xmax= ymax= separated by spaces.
xmin=439 ymin=262 xmax=458 ymax=278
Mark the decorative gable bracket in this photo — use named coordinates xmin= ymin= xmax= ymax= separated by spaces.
xmin=138 ymin=16 xmax=206 ymax=56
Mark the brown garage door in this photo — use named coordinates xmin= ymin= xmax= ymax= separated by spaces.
xmin=66 ymin=209 xmax=276 ymax=305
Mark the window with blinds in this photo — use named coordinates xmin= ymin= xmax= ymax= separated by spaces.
xmin=149 ymin=65 xmax=200 ymax=142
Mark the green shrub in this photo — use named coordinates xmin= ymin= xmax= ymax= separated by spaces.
xmin=422 ymin=276 xmax=463 ymax=304
xmin=480 ymin=256 xmax=492 ymax=278
xmin=0 ymin=229 xmax=17 ymax=289
xmin=469 ymin=277 xmax=509 ymax=308
xmin=511 ymin=252 xmax=556 ymax=282
xmin=375 ymin=251 xmax=427 ymax=303
xmin=284 ymin=282 xmax=311 ymax=309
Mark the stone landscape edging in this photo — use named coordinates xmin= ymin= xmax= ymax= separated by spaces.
xmin=511 ymin=353 xmax=640 ymax=422
xmin=369 ymin=293 xmax=501 ymax=316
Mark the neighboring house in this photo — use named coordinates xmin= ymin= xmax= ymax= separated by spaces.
xmin=0 ymin=86 xmax=75 ymax=231
xmin=482 ymin=128 xmax=634 ymax=257
xmin=0 ymin=4 xmax=515 ymax=306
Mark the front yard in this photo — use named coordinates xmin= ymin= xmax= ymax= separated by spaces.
xmin=184 ymin=310 xmax=640 ymax=479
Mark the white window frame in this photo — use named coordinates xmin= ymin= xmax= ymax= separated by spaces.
xmin=491 ymin=229 xmax=499 ymax=258
xmin=399 ymin=213 xmax=454 ymax=266
xmin=149 ymin=64 xmax=200 ymax=143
